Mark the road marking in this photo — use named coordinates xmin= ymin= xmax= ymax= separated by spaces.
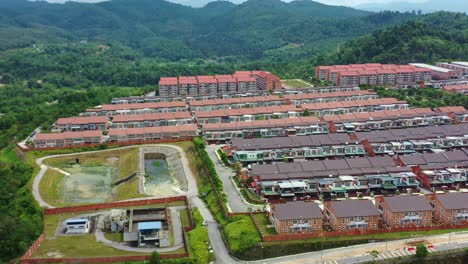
xmin=428 ymin=247 xmax=436 ymax=252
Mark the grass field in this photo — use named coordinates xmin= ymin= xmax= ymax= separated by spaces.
xmin=39 ymin=169 xmax=66 ymax=207
xmin=180 ymin=209 xmax=191 ymax=228
xmin=114 ymin=177 xmax=148 ymax=201
xmin=252 ymin=213 xmax=277 ymax=235
xmin=104 ymin=232 xmax=123 ymax=242
xmin=282 ymin=79 xmax=311 ymax=88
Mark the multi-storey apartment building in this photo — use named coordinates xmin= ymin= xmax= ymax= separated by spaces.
xmin=197 ymin=76 xmax=218 ymax=95
xmin=158 ymin=77 xmax=179 ymax=97
xmin=269 ymin=201 xmax=323 ymax=235
xmin=324 ymin=200 xmax=379 ymax=231
xmin=316 ymin=64 xmax=431 ymax=86
xmin=410 ymin=63 xmax=460 ymax=80
xmin=376 ymin=195 xmax=433 ymax=228
xmin=431 ymin=193 xmax=468 ymax=225
xmin=436 ymin=62 xmax=468 ymax=75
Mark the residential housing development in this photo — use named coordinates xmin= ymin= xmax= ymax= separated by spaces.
xmin=315 ymin=64 xmax=432 ymax=86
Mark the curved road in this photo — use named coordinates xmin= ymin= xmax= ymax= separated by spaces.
xmin=32 ymin=145 xmax=468 ymax=264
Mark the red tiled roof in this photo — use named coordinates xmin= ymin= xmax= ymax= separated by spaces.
xmin=108 ymin=124 xmax=197 ymax=136
xmin=112 ymin=112 xmax=192 ymax=123
xmin=301 ymin=98 xmax=406 ymax=111
xmin=57 ymin=116 xmax=108 ymax=125
xmin=443 ymin=85 xmax=468 ymax=91
xmin=437 ymin=106 xmax=467 ymax=113
xmin=189 ymin=95 xmax=283 ymax=107
xmin=35 ymin=130 xmax=102 ymax=141
xmin=236 ymin=77 xmax=257 ymax=82
xmin=284 ymin=90 xmax=376 ymax=101
xmin=201 ymin=116 xmax=321 ymax=131
xmin=98 ymin=102 xmax=186 ymax=111
xmin=195 ymin=105 xmax=299 ymax=118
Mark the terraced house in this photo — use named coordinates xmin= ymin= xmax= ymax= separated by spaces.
xmin=436 ymin=106 xmax=468 ymax=123
xmin=301 ymin=98 xmax=409 ymax=117
xmin=431 ymin=193 xmax=468 ymax=225
xmin=189 ymin=95 xmax=285 ymax=112
xmin=250 ymin=156 xmax=418 ymax=200
xmin=398 ymin=150 xmax=468 ymax=190
xmin=323 ymin=108 xmax=451 ymax=133
xmin=201 ymin=116 xmax=327 ymax=142
xmin=56 ymin=116 xmax=108 ymax=132
xmin=110 ymin=112 xmax=193 ymax=128
xmin=231 ymin=134 xmax=365 ymax=164
xmin=376 ymin=195 xmax=433 ymax=228
xmin=107 ymin=125 xmax=198 ymax=142
xmin=33 ymin=131 xmax=104 ymax=148
xmin=324 ymin=200 xmax=380 ymax=231
xmin=269 ymin=201 xmax=323 ymax=234
xmin=355 ymin=124 xmax=468 ymax=156
xmin=195 ymin=105 xmax=301 ymax=124
xmin=82 ymin=102 xmax=188 ymax=117
xmin=284 ymin=90 xmax=378 ymax=106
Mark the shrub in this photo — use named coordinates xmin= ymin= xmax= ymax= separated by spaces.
xmin=416 ymin=244 xmax=429 ymax=258
xmin=149 ymin=251 xmax=160 ymax=264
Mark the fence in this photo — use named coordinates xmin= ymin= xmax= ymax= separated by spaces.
xmin=17 ymin=137 xmax=194 ymax=152
xmin=20 ymin=233 xmax=45 ymax=262
xmin=44 ymin=196 xmax=187 ymax=215
xmin=260 ymin=223 xmax=468 ymax=242
xmin=22 ymin=253 xmax=189 ymax=264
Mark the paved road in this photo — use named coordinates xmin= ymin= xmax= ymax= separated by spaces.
xmin=206 ymin=144 xmax=253 ymax=213
xmin=31 ymin=145 xmax=468 ymax=264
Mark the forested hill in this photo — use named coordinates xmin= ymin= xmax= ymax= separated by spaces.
xmin=328 ymin=12 xmax=468 ymax=64
xmin=0 ymin=0 xmax=415 ymax=59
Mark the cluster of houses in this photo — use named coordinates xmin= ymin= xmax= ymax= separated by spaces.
xmin=269 ymin=192 xmax=468 ymax=235
xmin=29 ymin=72 xmax=468 ymax=151
xmin=247 ymin=149 xmax=468 ymax=200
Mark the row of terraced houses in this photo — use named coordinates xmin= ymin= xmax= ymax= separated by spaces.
xmin=269 ymin=192 xmax=467 ymax=235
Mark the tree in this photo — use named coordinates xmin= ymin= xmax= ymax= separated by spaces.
xmin=149 ymin=251 xmax=160 ymax=264
xmin=303 ymin=109 xmax=310 ymax=116
xmin=234 ymin=161 xmax=243 ymax=176
xmin=416 ymin=244 xmax=429 ymax=258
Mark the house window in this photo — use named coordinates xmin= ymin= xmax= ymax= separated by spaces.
xmin=342 ymin=218 xmax=346 ymax=224
xmin=314 ymin=219 xmax=317 ymax=225
xmin=281 ymin=228 xmax=284 ymax=232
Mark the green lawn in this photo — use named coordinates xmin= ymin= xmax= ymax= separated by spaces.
xmin=252 ymin=213 xmax=277 ymax=235
xmin=115 ymin=177 xmax=149 ymax=201
xmin=180 ymin=209 xmax=191 ymax=228
xmin=39 ymin=169 xmax=66 ymax=207
xmin=282 ymin=79 xmax=311 ymax=88
xmin=104 ymin=232 xmax=123 ymax=242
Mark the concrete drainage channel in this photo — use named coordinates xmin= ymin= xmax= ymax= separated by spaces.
xmin=139 ymin=146 xmax=188 ymax=197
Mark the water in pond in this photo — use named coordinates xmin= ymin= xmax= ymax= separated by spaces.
xmin=145 ymin=159 xmax=183 ymax=197
xmin=61 ymin=165 xmax=115 ymax=204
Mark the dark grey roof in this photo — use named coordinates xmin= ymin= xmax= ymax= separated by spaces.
xmin=443 ymin=150 xmax=468 ymax=162
xmin=232 ymin=134 xmax=356 ymax=150
xmin=369 ymin=156 xmax=397 ymax=167
xmin=384 ymin=195 xmax=433 ymax=213
xmin=422 ymin=153 xmax=449 ymax=164
xmin=329 ymin=200 xmax=379 ymax=218
xmin=324 ymin=159 xmax=349 ymax=170
xmin=436 ymin=193 xmax=468 ymax=210
xmin=273 ymin=201 xmax=323 ymax=220
xmin=399 ymin=155 xmax=427 ymax=166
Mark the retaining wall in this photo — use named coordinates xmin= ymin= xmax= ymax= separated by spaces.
xmin=22 ymin=253 xmax=189 ymax=264
xmin=44 ymin=196 xmax=187 ymax=215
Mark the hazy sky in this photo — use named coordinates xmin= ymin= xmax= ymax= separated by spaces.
xmin=42 ymin=0 xmax=428 ymax=7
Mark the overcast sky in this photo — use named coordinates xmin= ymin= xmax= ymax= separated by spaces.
xmin=42 ymin=0 xmax=428 ymax=7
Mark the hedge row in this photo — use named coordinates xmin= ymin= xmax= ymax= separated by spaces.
xmin=193 ymin=138 xmax=225 ymax=200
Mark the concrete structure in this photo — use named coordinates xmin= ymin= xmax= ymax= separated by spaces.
xmin=33 ymin=130 xmax=103 ymax=148
xmin=410 ymin=63 xmax=460 ymax=80
xmin=137 ymin=221 xmax=162 ymax=247
xmin=269 ymin=201 xmax=323 ymax=234
xmin=431 ymin=193 xmax=468 ymax=225
xmin=316 ymin=64 xmax=431 ymax=86
xmin=324 ymin=200 xmax=379 ymax=231
xmin=65 ymin=218 xmax=90 ymax=234
xmin=376 ymin=195 xmax=433 ymax=228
